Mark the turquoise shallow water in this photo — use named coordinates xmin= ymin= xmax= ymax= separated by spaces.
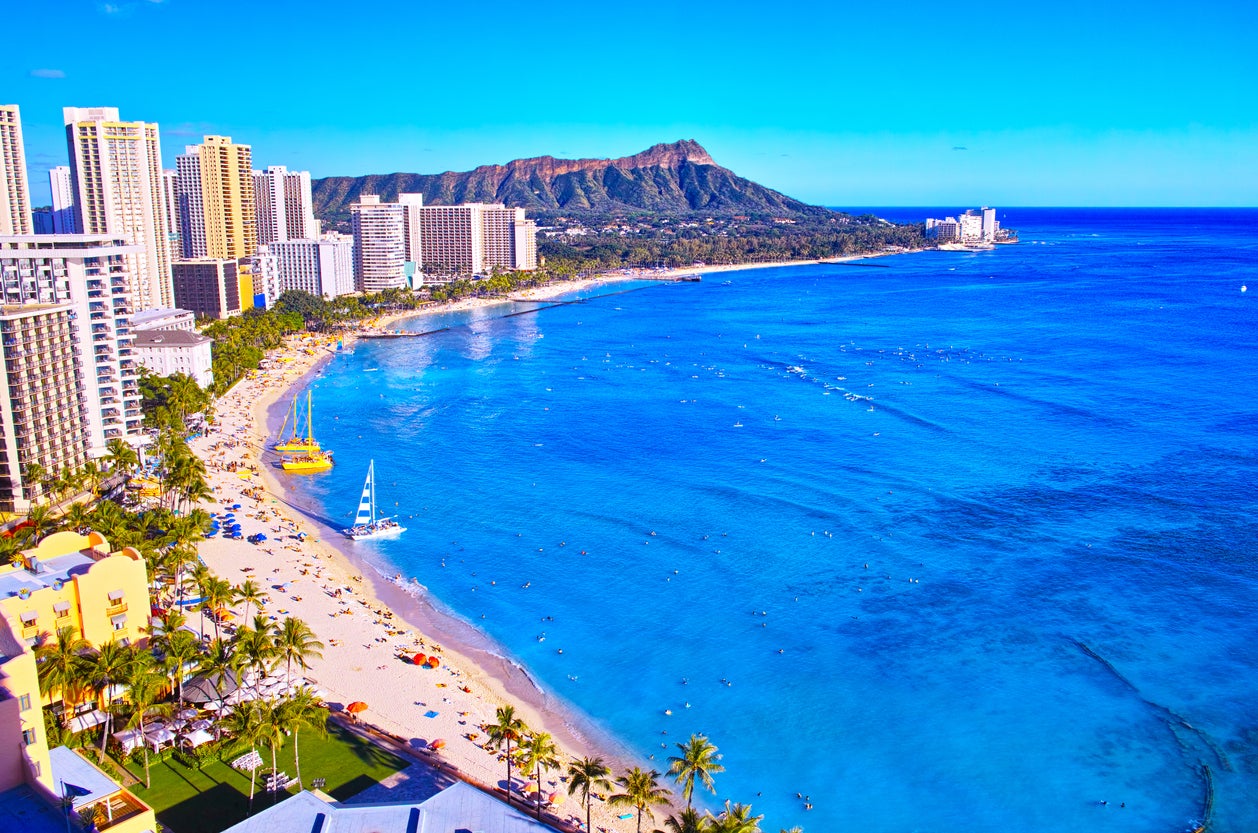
xmin=280 ymin=209 xmax=1258 ymax=833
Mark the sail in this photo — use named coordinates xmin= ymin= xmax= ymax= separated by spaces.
xmin=353 ymin=462 xmax=374 ymax=527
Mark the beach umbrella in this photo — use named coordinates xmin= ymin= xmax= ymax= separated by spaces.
xmin=232 ymin=503 xmax=242 ymax=509
xmin=203 ymin=700 xmax=223 ymax=712
xmin=427 ymin=656 xmax=441 ymax=668
xmin=522 ymin=781 xmax=538 ymax=794
xmin=191 ymin=719 xmax=212 ymax=731
xmin=346 ymin=701 xmax=368 ymax=714
xmin=412 ymin=653 xmax=427 ymax=665
xmin=548 ymin=791 xmax=565 ymax=806
xmin=176 ymin=708 xmax=198 ymax=720
xmin=429 ymin=738 xmax=446 ymax=750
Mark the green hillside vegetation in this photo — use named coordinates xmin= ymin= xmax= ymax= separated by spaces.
xmin=311 ymin=140 xmax=829 ymax=227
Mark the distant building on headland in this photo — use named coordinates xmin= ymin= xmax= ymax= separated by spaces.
xmin=925 ymin=207 xmax=1014 ymax=245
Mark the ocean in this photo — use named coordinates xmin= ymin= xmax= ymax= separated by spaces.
xmin=278 ymin=208 xmax=1258 ymax=833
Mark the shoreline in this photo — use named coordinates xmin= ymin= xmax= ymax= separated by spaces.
xmin=189 ymin=250 xmax=916 ymax=826
xmin=191 ymin=278 xmax=654 ymax=832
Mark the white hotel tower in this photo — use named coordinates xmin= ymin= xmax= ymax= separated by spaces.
xmin=64 ymin=107 xmax=173 ymax=312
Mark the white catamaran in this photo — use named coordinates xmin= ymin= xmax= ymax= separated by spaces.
xmin=343 ymin=460 xmax=405 ymax=541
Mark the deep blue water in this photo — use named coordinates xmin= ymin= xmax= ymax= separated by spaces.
xmin=284 ymin=208 xmax=1258 ymax=833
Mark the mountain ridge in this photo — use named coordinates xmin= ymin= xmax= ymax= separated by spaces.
xmin=310 ymin=140 xmax=829 ymax=220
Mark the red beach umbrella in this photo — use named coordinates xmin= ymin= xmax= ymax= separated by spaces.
xmin=429 ymin=738 xmax=446 ymax=750
xmin=346 ymin=701 xmax=368 ymax=714
xmin=412 ymin=653 xmax=427 ymax=665
xmin=427 ymin=656 xmax=441 ymax=668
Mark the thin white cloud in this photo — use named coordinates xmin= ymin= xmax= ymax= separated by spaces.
xmin=30 ymin=68 xmax=66 ymax=79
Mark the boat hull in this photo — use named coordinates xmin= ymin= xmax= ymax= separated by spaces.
xmin=343 ymin=523 xmax=406 ymax=541
xmin=281 ymin=453 xmax=333 ymax=472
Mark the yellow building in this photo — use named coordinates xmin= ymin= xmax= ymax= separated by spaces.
xmin=198 ymin=136 xmax=256 ymax=261
xmin=0 ymin=531 xmax=150 ymax=651
xmin=0 ymin=530 xmax=156 ymax=832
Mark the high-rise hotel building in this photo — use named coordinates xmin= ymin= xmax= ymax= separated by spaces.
xmin=63 ymin=107 xmax=173 ymax=312
xmin=0 ymin=105 xmax=33 ymax=236
xmin=267 ymin=235 xmax=354 ymax=299
xmin=350 ymin=194 xmax=418 ymax=292
xmin=419 ymin=202 xmax=537 ymax=280
xmin=254 ymin=165 xmax=319 ymax=245
xmin=49 ymin=166 xmax=78 ymax=234
xmin=176 ymin=136 xmax=256 ymax=260
xmin=160 ymin=168 xmax=180 ymax=249
xmin=0 ymin=235 xmax=144 ymax=511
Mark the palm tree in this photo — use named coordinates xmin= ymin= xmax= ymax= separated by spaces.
xmin=197 ymin=639 xmax=236 ymax=739
xmin=80 ymin=461 xmax=104 ymax=498
xmin=190 ymin=563 xmax=213 ymax=636
xmin=149 ymin=608 xmax=188 ymax=653
xmin=25 ymin=503 xmax=55 ymax=542
xmin=34 ymin=627 xmax=91 ymax=729
xmin=706 ymin=801 xmax=763 ymax=833
xmin=23 ymin=462 xmax=47 ymax=503
xmin=662 ymin=808 xmax=712 ymax=833
xmin=60 ymin=501 xmax=94 ymax=535
xmin=275 ymin=617 xmax=323 ymax=683
xmin=0 ymin=535 xmax=23 ymax=566
xmin=567 ymin=756 xmax=612 ymax=833
xmin=485 ymin=705 xmax=526 ymax=804
xmin=122 ymin=662 xmax=172 ymax=788
xmin=166 ymin=545 xmax=201 ymax=609
xmin=610 ymin=767 xmax=671 ymax=833
xmin=668 ymin=733 xmax=724 ymax=809
xmin=88 ymin=641 xmax=137 ymax=758
xmin=105 ymin=438 xmax=139 ymax=479
xmin=201 ymin=576 xmax=234 ymax=641
xmin=161 ymin=629 xmax=201 ymax=709
xmin=518 ymin=731 xmax=559 ymax=820
xmin=233 ymin=615 xmax=278 ymax=696
xmin=223 ymin=701 xmax=267 ymax=816
xmin=280 ymin=688 xmax=326 ymax=789
xmin=234 ymin=579 xmax=265 ymax=624
xmin=259 ymin=700 xmax=288 ymax=804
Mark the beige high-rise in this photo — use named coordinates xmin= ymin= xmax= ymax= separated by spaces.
xmin=0 ymin=105 xmax=33 ymax=236
xmin=197 ymin=136 xmax=256 ymax=259
xmin=64 ymin=107 xmax=173 ymax=311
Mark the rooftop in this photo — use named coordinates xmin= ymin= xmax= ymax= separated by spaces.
xmin=0 ymin=785 xmax=66 ymax=833
xmin=132 ymin=329 xmax=211 ymax=348
xmin=0 ymin=550 xmax=95 ymax=600
xmin=50 ymin=746 xmax=121 ymax=812
xmin=131 ymin=308 xmax=193 ymax=327
xmin=223 ymin=780 xmax=556 ymax=833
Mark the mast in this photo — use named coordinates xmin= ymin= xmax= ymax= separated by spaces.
xmin=369 ymin=460 xmax=376 ymax=525
xmin=306 ymin=390 xmax=315 ymax=444
xmin=276 ymin=399 xmax=291 ymax=443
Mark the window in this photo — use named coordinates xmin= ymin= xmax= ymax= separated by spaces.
xmin=22 ymin=729 xmax=36 ymax=746
xmin=19 ymin=693 xmax=32 ymax=711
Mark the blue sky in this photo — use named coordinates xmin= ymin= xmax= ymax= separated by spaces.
xmin=5 ymin=0 xmax=1256 ymax=206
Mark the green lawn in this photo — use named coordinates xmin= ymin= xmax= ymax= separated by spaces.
xmin=123 ymin=721 xmax=408 ymax=833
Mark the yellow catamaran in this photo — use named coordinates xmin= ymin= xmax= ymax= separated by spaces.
xmin=274 ymin=393 xmax=322 ymax=453
xmin=280 ymin=391 xmax=333 ymax=472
